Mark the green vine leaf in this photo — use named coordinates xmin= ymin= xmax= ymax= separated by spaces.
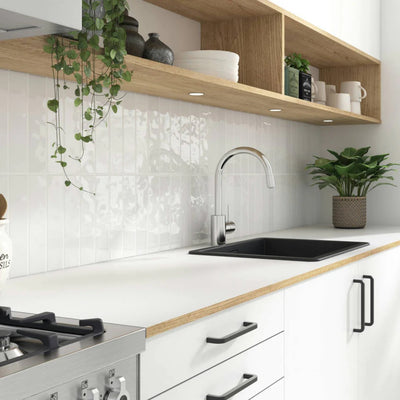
xmin=82 ymin=86 xmax=90 ymax=96
xmin=47 ymin=99 xmax=59 ymax=112
xmin=74 ymin=72 xmax=83 ymax=84
xmin=74 ymin=98 xmax=83 ymax=107
xmin=57 ymin=145 xmax=67 ymax=154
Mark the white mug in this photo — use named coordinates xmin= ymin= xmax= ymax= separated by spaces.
xmin=351 ymin=101 xmax=361 ymax=115
xmin=340 ymin=81 xmax=367 ymax=102
xmin=313 ymin=80 xmax=326 ymax=102
xmin=327 ymin=93 xmax=351 ymax=112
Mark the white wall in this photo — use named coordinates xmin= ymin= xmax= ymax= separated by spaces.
xmin=318 ymin=0 xmax=400 ymax=225
xmin=0 ymin=0 xmax=382 ymax=277
xmin=129 ymin=0 xmax=200 ymax=53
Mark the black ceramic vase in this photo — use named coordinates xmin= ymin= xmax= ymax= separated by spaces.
xmin=143 ymin=33 xmax=174 ymax=65
xmin=121 ymin=10 xmax=145 ymax=57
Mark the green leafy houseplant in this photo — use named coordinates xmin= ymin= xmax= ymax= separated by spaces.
xmin=284 ymin=53 xmax=310 ymax=73
xmin=44 ymin=0 xmax=132 ymax=193
xmin=307 ymin=147 xmax=398 ymax=197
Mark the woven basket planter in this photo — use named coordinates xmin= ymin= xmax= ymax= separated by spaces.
xmin=332 ymin=196 xmax=366 ymax=229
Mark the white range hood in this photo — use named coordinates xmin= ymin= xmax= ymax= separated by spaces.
xmin=0 ymin=0 xmax=82 ymax=40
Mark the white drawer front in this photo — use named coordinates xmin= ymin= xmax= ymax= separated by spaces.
xmin=142 ymin=291 xmax=283 ymax=399
xmin=251 ymin=378 xmax=284 ymax=400
xmin=153 ymin=333 xmax=283 ymax=400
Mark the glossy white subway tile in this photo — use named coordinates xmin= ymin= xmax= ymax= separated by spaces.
xmin=1 ymin=69 xmax=324 ymax=276
xmin=28 ymin=175 xmax=47 ymax=274
xmin=0 ymin=70 xmax=9 ymax=175
xmin=8 ymin=72 xmax=29 ymax=174
xmin=79 ymin=176 xmax=96 ymax=266
xmin=8 ymin=175 xmax=28 ymax=277
xmin=64 ymin=178 xmax=81 ymax=269
xmin=47 ymin=176 xmax=65 ymax=271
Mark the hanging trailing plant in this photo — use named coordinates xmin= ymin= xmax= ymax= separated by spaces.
xmin=44 ymin=0 xmax=132 ymax=193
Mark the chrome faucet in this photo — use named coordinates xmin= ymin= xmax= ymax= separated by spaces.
xmin=211 ymin=147 xmax=275 ymax=246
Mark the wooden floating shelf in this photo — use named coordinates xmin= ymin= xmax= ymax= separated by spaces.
xmin=146 ymin=0 xmax=381 ymax=124
xmin=0 ymin=36 xmax=380 ymax=126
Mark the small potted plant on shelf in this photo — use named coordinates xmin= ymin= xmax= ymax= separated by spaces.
xmin=284 ymin=53 xmax=311 ymax=101
xmin=307 ymin=147 xmax=398 ymax=229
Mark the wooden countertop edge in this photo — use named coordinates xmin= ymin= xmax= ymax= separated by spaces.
xmin=145 ymin=240 xmax=400 ymax=338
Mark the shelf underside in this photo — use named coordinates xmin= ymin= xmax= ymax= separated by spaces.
xmin=0 ymin=37 xmax=380 ymax=126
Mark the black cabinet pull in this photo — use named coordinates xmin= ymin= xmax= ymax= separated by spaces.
xmin=363 ymin=275 xmax=375 ymax=326
xmin=206 ymin=322 xmax=258 ymax=344
xmin=353 ymin=279 xmax=365 ymax=333
xmin=206 ymin=374 xmax=258 ymax=400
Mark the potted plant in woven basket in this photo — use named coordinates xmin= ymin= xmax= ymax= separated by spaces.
xmin=307 ymin=147 xmax=398 ymax=228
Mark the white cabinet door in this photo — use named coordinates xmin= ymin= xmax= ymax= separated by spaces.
xmin=154 ymin=333 xmax=284 ymax=400
xmin=252 ymin=378 xmax=284 ymax=400
xmin=285 ymin=264 xmax=359 ymax=400
xmin=358 ymin=247 xmax=400 ymax=400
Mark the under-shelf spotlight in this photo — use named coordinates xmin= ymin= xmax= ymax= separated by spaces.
xmin=269 ymin=108 xmax=282 ymax=112
xmin=323 ymin=119 xmax=334 ymax=123
xmin=189 ymin=92 xmax=205 ymax=96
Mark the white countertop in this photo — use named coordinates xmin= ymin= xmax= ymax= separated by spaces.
xmin=1 ymin=225 xmax=400 ymax=334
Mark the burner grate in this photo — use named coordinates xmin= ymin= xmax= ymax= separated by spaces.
xmin=0 ymin=306 xmax=105 ymax=367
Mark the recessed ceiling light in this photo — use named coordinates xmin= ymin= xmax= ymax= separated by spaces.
xmin=189 ymin=92 xmax=204 ymax=96
xmin=269 ymin=108 xmax=282 ymax=112
xmin=323 ymin=119 xmax=334 ymax=123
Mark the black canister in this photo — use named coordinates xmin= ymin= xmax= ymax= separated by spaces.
xmin=143 ymin=33 xmax=174 ymax=65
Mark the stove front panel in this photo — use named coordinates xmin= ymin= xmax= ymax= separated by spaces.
xmin=27 ymin=354 xmax=139 ymax=400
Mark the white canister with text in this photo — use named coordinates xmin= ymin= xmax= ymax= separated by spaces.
xmin=0 ymin=219 xmax=12 ymax=290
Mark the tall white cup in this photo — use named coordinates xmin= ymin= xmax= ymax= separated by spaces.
xmin=328 ymin=93 xmax=351 ymax=112
xmin=340 ymin=81 xmax=367 ymax=102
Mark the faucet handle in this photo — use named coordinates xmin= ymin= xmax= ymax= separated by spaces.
xmin=225 ymin=205 xmax=236 ymax=234
xmin=225 ymin=221 xmax=236 ymax=234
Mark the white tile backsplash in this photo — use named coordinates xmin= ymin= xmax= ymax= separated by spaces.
xmin=0 ymin=70 xmax=323 ymax=277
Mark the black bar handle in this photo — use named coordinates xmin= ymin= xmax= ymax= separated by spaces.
xmin=206 ymin=322 xmax=258 ymax=344
xmin=353 ymin=279 xmax=365 ymax=333
xmin=363 ymin=275 xmax=375 ymax=327
xmin=206 ymin=374 xmax=258 ymax=400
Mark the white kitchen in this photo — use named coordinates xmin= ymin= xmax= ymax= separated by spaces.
xmin=0 ymin=0 xmax=399 ymax=399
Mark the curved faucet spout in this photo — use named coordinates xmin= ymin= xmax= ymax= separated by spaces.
xmin=214 ymin=146 xmax=275 ymax=216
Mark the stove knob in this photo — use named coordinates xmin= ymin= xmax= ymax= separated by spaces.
xmin=105 ymin=376 xmax=130 ymax=400
xmin=80 ymin=388 xmax=100 ymax=400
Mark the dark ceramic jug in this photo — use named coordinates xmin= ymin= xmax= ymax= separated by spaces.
xmin=121 ymin=10 xmax=145 ymax=57
xmin=143 ymin=33 xmax=174 ymax=65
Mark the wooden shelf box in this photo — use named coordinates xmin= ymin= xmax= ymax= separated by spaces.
xmin=0 ymin=0 xmax=381 ymax=126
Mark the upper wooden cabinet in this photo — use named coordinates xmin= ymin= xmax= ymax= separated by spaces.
xmin=146 ymin=0 xmax=381 ymax=125
xmin=0 ymin=0 xmax=381 ymax=126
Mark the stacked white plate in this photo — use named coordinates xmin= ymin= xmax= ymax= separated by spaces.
xmin=174 ymin=50 xmax=239 ymax=82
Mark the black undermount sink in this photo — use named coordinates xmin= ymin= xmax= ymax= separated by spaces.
xmin=189 ymin=237 xmax=369 ymax=262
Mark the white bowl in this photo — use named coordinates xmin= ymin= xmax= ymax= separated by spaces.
xmin=176 ymin=50 xmax=239 ymax=64
xmin=176 ymin=64 xmax=239 ymax=82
